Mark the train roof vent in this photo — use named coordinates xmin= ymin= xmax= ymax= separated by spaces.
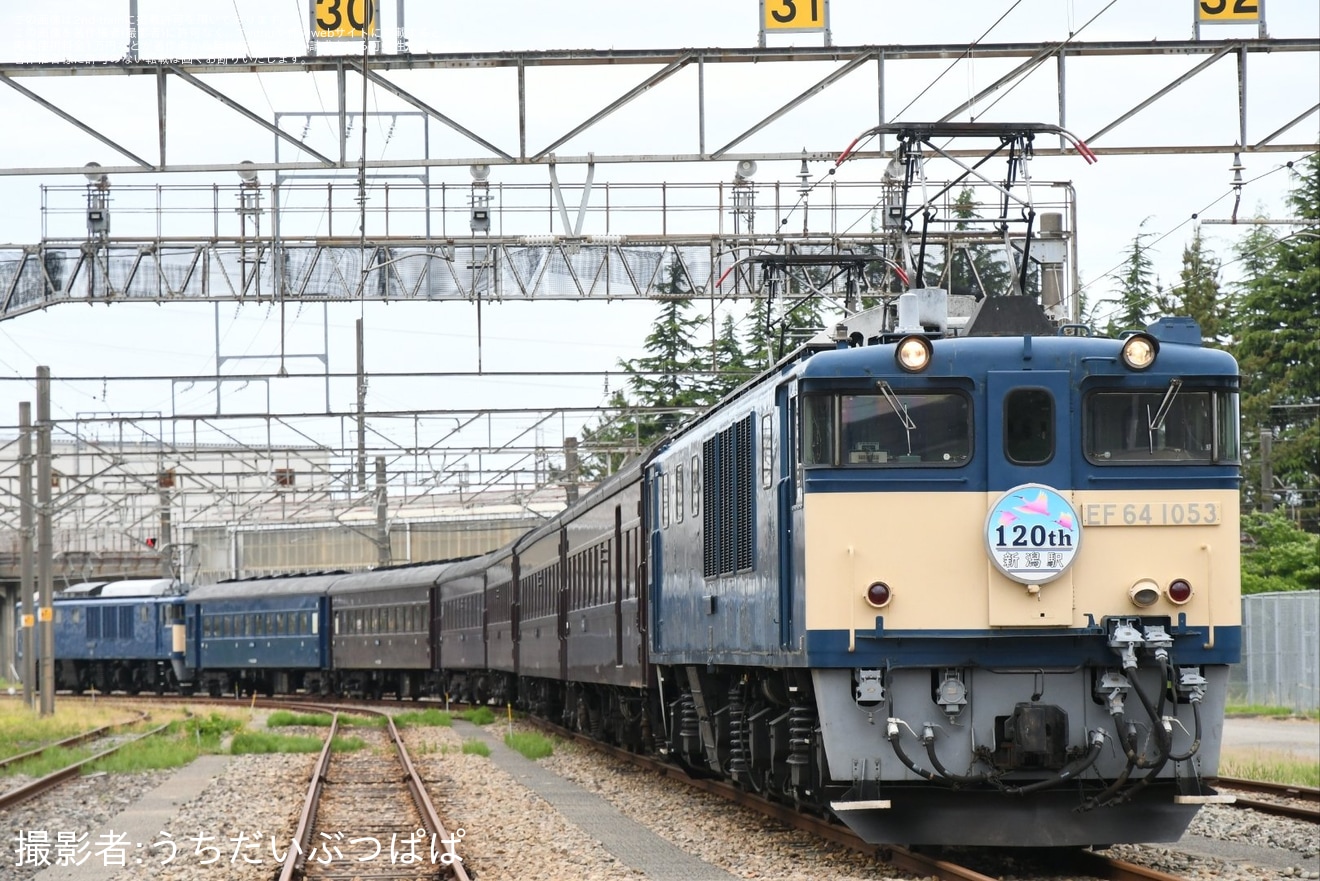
xmin=1147 ymin=316 xmax=1202 ymax=346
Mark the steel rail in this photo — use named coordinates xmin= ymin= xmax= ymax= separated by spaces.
xmin=387 ymin=715 xmax=471 ymax=881
xmin=273 ymin=701 xmax=471 ymax=881
xmin=0 ymin=710 xmax=147 ymax=771
xmin=529 ymin=715 xmax=1208 ymax=881
xmin=0 ymin=721 xmax=171 ymax=811
xmin=1212 ymin=776 xmax=1320 ymax=824
xmin=278 ymin=712 xmax=338 ymax=881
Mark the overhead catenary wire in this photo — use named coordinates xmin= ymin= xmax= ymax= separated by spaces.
xmin=1082 ymin=153 xmax=1315 ymax=327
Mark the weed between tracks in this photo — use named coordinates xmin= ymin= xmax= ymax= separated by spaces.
xmin=504 ymin=731 xmax=554 ymax=760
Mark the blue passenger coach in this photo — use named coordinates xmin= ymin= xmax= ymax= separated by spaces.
xmin=185 ymin=573 xmax=336 ymax=696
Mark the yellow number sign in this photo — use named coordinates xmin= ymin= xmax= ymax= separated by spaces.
xmin=1197 ymin=0 xmax=1261 ymax=21
xmin=764 ymin=0 xmax=827 ymax=31
xmin=314 ymin=0 xmax=377 ymax=39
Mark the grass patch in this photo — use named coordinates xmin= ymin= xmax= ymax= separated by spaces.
xmin=0 ymin=704 xmax=141 ymax=761
xmin=461 ymin=739 xmax=491 ymax=757
xmin=168 ymin=712 xmax=244 ymax=750
xmin=86 ymin=734 xmax=199 ymax=774
xmin=458 ymin=707 xmax=497 ymax=726
xmin=230 ymin=731 xmax=367 ymax=755
xmin=266 ymin=710 xmax=333 ymax=728
xmin=1220 ymin=750 xmax=1320 ymax=788
xmin=504 ymin=731 xmax=553 ymax=760
xmin=1226 ymin=704 xmax=1320 ymax=721
xmin=1 ymin=746 xmax=95 ymax=778
xmin=394 ymin=708 xmax=453 ymax=728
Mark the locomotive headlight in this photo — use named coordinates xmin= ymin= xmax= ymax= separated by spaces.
xmin=1166 ymin=578 xmax=1194 ymax=604
xmin=1128 ymin=578 xmax=1161 ymax=607
xmin=895 ymin=335 xmax=933 ymax=373
xmin=1120 ymin=333 xmax=1159 ymax=371
xmin=864 ymin=581 xmax=893 ymax=609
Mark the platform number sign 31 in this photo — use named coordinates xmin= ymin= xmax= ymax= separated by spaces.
xmin=314 ymin=0 xmax=377 ymax=39
xmin=764 ymin=0 xmax=827 ymax=32
xmin=1197 ymin=0 xmax=1260 ymax=21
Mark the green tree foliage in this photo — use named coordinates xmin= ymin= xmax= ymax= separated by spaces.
xmin=1107 ymin=218 xmax=1159 ymax=334
xmin=743 ymin=276 xmax=827 ymax=370
xmin=578 ymin=257 xmax=706 ymax=478
xmin=708 ymin=313 xmax=754 ymax=401
xmin=948 ymin=188 xmax=1012 ymax=299
xmin=1163 ymin=227 xmax=1227 ymax=347
xmin=1230 ymin=154 xmax=1320 ymax=530
xmin=1240 ymin=512 xmax=1320 ymax=594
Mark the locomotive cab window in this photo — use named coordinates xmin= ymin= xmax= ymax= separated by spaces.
xmin=1085 ymin=386 xmax=1239 ymax=464
xmin=1005 ymin=389 xmax=1054 ymax=464
xmin=803 ymin=390 xmax=971 ymax=466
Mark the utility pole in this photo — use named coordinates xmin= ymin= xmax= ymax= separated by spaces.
xmin=159 ymin=466 xmax=174 ymax=579
xmin=1260 ymin=429 xmax=1274 ymax=514
xmin=356 ymin=318 xmax=367 ymax=491
xmin=19 ymin=402 xmax=35 ymax=709
xmin=375 ymin=456 xmax=391 ymax=566
xmin=37 ymin=367 xmax=54 ymax=715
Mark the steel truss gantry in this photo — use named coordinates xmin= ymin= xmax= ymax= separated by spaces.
xmin=0 ymin=38 xmax=1315 ymax=180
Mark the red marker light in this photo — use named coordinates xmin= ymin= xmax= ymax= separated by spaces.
xmin=1167 ymin=579 xmax=1194 ymax=604
xmin=865 ymin=582 xmax=893 ymax=609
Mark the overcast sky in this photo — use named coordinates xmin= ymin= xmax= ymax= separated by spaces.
xmin=0 ymin=1 xmax=1315 ymax=458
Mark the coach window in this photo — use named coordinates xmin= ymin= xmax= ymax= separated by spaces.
xmin=1005 ymin=389 xmax=1054 ymax=464
xmin=659 ymin=472 xmax=670 ymax=527
xmin=690 ymin=454 xmax=701 ymax=516
xmin=675 ymin=464 xmax=685 ymax=524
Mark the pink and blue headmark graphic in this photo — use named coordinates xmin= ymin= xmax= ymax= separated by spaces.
xmin=984 ymin=484 xmax=1083 ymax=585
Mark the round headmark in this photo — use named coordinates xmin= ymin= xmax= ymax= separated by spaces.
xmin=984 ymin=484 xmax=1082 ymax=585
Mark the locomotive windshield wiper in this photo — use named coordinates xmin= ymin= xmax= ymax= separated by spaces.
xmin=878 ymin=381 xmax=917 ymax=457
xmin=1145 ymin=379 xmax=1183 ymax=452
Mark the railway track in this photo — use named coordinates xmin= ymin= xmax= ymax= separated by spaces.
xmin=1214 ymin=776 xmax=1320 ymax=824
xmin=0 ymin=719 xmax=170 ymax=811
xmin=277 ymin=708 xmax=470 ymax=881
xmin=524 ymin=716 xmax=1197 ymax=881
xmin=0 ymin=709 xmax=148 ymax=773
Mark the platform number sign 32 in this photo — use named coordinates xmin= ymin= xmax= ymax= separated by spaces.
xmin=1197 ymin=0 xmax=1260 ymax=21
xmin=764 ymin=0 xmax=827 ymax=31
xmin=314 ymin=0 xmax=377 ymax=39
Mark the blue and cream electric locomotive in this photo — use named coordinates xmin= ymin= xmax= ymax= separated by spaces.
xmin=646 ymin=301 xmax=1240 ymax=846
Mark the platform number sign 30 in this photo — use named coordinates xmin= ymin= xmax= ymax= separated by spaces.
xmin=764 ymin=0 xmax=827 ymax=31
xmin=314 ymin=0 xmax=377 ymax=39
xmin=1197 ymin=0 xmax=1260 ymax=21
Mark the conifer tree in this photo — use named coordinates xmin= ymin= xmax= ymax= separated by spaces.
xmin=1230 ymin=154 xmax=1320 ymax=529
xmin=1167 ymin=227 xmax=1227 ymax=347
xmin=1107 ymin=218 xmax=1159 ymax=335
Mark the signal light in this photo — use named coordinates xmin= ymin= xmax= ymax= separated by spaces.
xmin=1167 ymin=579 xmax=1194 ymax=604
xmin=145 ymin=537 xmax=157 ymax=549
xmin=865 ymin=582 xmax=893 ymax=609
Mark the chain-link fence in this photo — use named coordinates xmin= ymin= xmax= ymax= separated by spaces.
xmin=1229 ymin=591 xmax=1320 ymax=711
